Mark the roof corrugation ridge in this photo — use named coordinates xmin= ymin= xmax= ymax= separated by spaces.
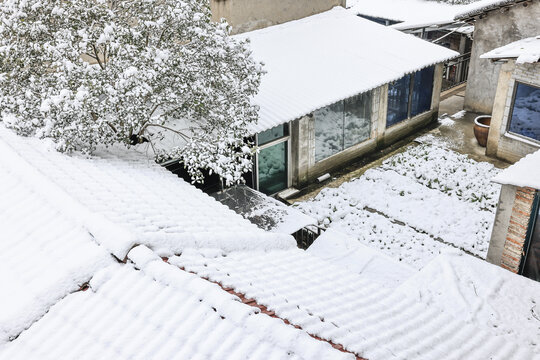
xmin=0 ymin=128 xmax=136 ymax=259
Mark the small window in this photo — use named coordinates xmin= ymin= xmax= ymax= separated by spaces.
xmin=258 ymin=124 xmax=288 ymax=146
xmin=387 ymin=75 xmax=411 ymax=127
xmin=508 ymin=82 xmax=540 ymax=142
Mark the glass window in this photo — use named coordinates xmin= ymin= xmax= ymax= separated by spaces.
xmin=522 ymin=195 xmax=540 ymax=282
xmin=344 ymin=92 xmax=372 ymax=149
xmin=387 ymin=75 xmax=411 ymax=127
xmin=315 ymin=101 xmax=345 ymax=162
xmin=508 ymin=82 xmax=540 ymax=142
xmin=411 ymin=66 xmax=434 ymax=117
xmin=258 ymin=124 xmax=288 ymax=146
xmin=258 ymin=141 xmax=287 ymax=195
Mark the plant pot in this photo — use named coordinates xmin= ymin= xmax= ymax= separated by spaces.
xmin=473 ymin=115 xmax=491 ymax=147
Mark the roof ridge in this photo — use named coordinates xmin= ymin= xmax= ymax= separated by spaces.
xmin=0 ymin=130 xmax=137 ymax=259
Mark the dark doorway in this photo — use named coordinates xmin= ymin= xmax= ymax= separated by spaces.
xmin=521 ymin=192 xmax=540 ymax=282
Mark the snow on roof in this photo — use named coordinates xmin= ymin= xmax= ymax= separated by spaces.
xmin=347 ymin=0 xmax=469 ymax=31
xmin=454 ymin=0 xmax=527 ymax=20
xmin=307 ymin=229 xmax=415 ymax=288
xmin=492 ymin=149 xmax=540 ymax=189
xmin=396 ymin=250 xmax=540 ymax=351
xmin=0 ymin=159 xmax=114 ymax=345
xmin=0 ymin=246 xmax=351 ymax=360
xmin=0 ymin=126 xmax=296 ymax=259
xmin=237 ymin=7 xmax=459 ymax=134
xmin=172 ymin=247 xmax=538 ymax=359
xmin=481 ymin=35 xmax=540 ymax=64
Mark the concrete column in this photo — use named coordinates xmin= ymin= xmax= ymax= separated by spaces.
xmin=486 ymin=60 xmax=514 ymax=157
xmin=291 ymin=115 xmax=314 ymax=187
xmin=431 ymin=63 xmax=444 ymax=111
xmin=486 ymin=184 xmax=517 ymax=266
xmin=376 ymin=84 xmax=389 ymax=146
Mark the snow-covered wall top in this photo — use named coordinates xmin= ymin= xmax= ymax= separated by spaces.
xmin=0 ymin=125 xmax=296 ymax=258
xmin=347 ymin=0 xmax=470 ymax=30
xmin=454 ymin=0 xmax=526 ymax=20
xmin=492 ymin=149 xmax=540 ymax=189
xmin=481 ymin=35 xmax=540 ymax=64
xmin=237 ymin=7 xmax=459 ymax=134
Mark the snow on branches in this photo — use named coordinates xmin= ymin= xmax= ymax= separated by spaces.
xmin=0 ymin=0 xmax=263 ymax=185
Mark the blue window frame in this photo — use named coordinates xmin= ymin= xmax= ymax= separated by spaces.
xmin=508 ymin=82 xmax=540 ymax=142
xmin=387 ymin=75 xmax=411 ymax=127
xmin=386 ymin=66 xmax=435 ymax=128
xmin=411 ymin=66 xmax=435 ymax=117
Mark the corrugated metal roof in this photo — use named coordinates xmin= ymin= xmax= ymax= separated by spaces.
xmin=236 ymin=7 xmax=459 ymax=134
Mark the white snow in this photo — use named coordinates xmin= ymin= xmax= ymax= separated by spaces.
xmin=347 ymin=0 xmax=471 ymax=30
xmin=452 ymin=109 xmax=467 ymax=119
xmin=0 ymin=254 xmax=351 ymax=360
xmin=0 ymin=125 xmax=296 ymax=258
xmin=455 ymin=0 xmax=522 ymax=20
xmin=236 ymin=7 xmax=459 ymax=134
xmin=295 ymin=143 xmax=502 ymax=268
xmin=308 ymin=229 xmax=416 ymax=288
xmin=492 ymin=149 xmax=540 ymax=189
xmin=396 ymin=250 xmax=540 ymax=352
xmin=173 ymin=248 xmax=538 ymax=359
xmin=481 ymin=35 xmax=540 ymax=64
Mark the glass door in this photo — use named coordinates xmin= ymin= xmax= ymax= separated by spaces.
xmin=256 ymin=124 xmax=290 ymax=195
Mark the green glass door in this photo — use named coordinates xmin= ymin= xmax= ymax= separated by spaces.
xmin=258 ymin=141 xmax=288 ymax=195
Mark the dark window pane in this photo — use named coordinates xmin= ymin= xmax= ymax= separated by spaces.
xmin=258 ymin=124 xmax=288 ymax=145
xmin=387 ymin=75 xmax=411 ymax=127
xmin=509 ymin=82 xmax=540 ymax=142
xmin=315 ymin=101 xmax=345 ymax=162
xmin=523 ymin=196 xmax=540 ymax=282
xmin=411 ymin=66 xmax=434 ymax=117
xmin=344 ymin=92 xmax=372 ymax=149
xmin=258 ymin=141 xmax=287 ymax=195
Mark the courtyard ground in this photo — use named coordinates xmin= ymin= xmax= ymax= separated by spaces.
xmin=292 ymin=91 xmax=512 ymax=269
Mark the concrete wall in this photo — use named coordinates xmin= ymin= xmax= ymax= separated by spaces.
xmin=211 ymin=0 xmax=346 ymax=34
xmin=290 ymin=63 xmax=443 ymax=187
xmin=486 ymin=184 xmax=517 ymax=266
xmin=464 ymin=1 xmax=540 ymax=114
xmin=487 ymin=61 xmax=540 ymax=163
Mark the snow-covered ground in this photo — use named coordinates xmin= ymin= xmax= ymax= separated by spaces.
xmin=295 ymin=143 xmax=502 ymax=269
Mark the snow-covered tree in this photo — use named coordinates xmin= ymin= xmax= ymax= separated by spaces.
xmin=0 ymin=0 xmax=263 ymax=185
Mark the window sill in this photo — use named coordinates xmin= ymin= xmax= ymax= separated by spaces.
xmin=504 ymin=132 xmax=540 ymax=148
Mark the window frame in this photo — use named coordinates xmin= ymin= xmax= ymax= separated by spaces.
xmin=254 ymin=123 xmax=291 ymax=195
xmin=506 ymin=81 xmax=540 ymax=145
xmin=386 ymin=66 xmax=435 ymax=129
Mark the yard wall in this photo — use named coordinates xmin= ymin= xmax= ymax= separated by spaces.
xmin=210 ymin=0 xmax=346 ymax=34
xmin=487 ymin=185 xmax=536 ymax=272
xmin=291 ymin=63 xmax=443 ymax=188
xmin=487 ymin=61 xmax=540 ymax=163
xmin=463 ymin=1 xmax=540 ymax=114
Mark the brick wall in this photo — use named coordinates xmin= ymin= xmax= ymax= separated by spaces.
xmin=501 ymin=186 xmax=536 ymax=272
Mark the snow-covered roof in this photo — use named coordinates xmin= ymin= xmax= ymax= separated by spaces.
xmin=0 ymin=246 xmax=350 ymax=360
xmin=347 ymin=0 xmax=470 ymax=31
xmin=492 ymin=149 xmax=540 ymax=189
xmin=454 ymin=0 xmax=528 ymax=20
xmin=481 ymin=35 xmax=540 ymax=64
xmin=0 ymin=126 xmax=295 ymax=259
xmin=173 ymin=247 xmax=540 ymax=359
xmin=238 ymin=7 xmax=459 ymax=134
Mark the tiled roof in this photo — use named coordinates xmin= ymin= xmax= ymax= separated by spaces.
xmin=0 ymin=246 xmax=354 ymax=360
xmin=0 ymin=126 xmax=296 ymax=259
xmin=0 ymin=154 xmax=113 ymax=345
xmin=454 ymin=0 xmax=530 ymax=20
xmin=481 ymin=35 xmax=540 ymax=64
xmin=172 ymin=248 xmax=538 ymax=360
xmin=236 ymin=7 xmax=459 ymax=134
